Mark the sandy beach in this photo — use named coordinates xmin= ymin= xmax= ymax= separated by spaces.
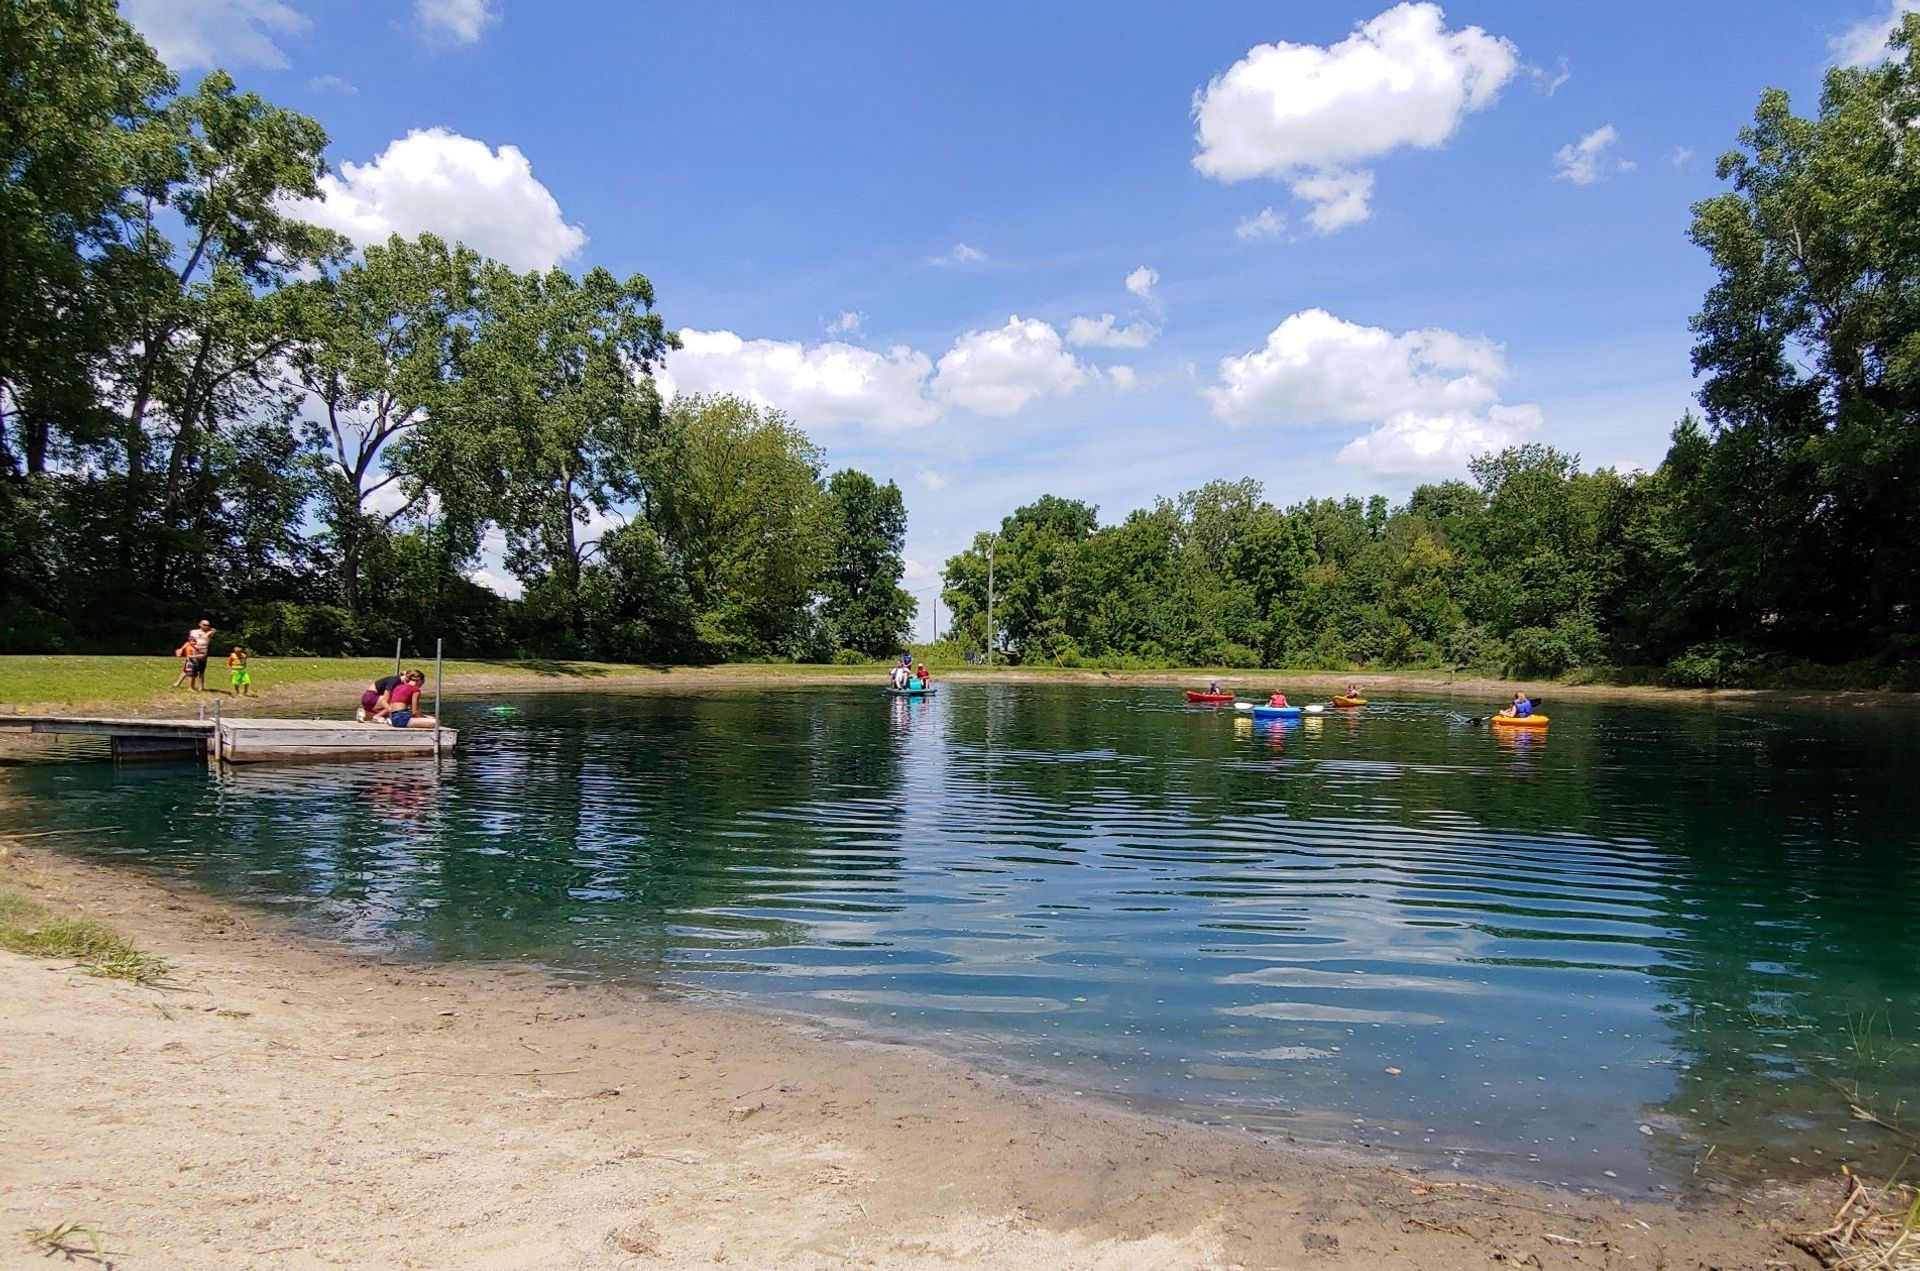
xmin=0 ymin=843 xmax=1829 ymax=1270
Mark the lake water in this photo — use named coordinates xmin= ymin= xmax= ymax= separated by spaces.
xmin=6 ymin=683 xmax=1919 ymax=1192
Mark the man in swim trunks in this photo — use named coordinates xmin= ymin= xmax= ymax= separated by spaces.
xmin=185 ymin=619 xmax=215 ymax=691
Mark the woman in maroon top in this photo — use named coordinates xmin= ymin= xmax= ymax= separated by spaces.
xmin=386 ymin=670 xmax=438 ymax=729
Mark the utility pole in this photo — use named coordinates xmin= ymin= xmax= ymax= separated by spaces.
xmin=985 ymin=533 xmax=996 ymax=667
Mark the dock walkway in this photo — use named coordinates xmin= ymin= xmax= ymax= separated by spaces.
xmin=0 ymin=715 xmax=456 ymax=763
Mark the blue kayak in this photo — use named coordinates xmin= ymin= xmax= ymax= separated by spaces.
xmin=885 ymin=687 xmax=938 ymax=697
xmin=1250 ymin=704 xmax=1301 ymax=720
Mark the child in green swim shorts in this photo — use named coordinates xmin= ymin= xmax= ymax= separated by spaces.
xmin=227 ymin=646 xmax=253 ymax=697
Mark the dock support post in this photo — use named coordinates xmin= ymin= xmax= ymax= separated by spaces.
xmin=393 ymin=638 xmax=403 ymax=680
xmin=433 ymin=638 xmax=444 ymax=758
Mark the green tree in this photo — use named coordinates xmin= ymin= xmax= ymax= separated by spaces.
xmin=475 ymin=263 xmax=674 ymax=645
xmin=285 ymin=233 xmax=485 ymax=615
xmin=820 ymin=469 xmax=913 ymax=657
xmin=1686 ymin=19 xmax=1920 ymax=656
xmin=648 ymin=394 xmax=831 ymax=658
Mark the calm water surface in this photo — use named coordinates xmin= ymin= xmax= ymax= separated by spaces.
xmin=6 ymin=684 xmax=1919 ymax=1191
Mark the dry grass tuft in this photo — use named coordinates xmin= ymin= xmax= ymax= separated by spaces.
xmin=1792 ymin=1168 xmax=1920 ymax=1270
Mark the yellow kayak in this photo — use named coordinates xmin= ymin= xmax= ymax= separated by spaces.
xmin=1491 ymin=712 xmax=1548 ymax=728
xmin=1332 ymin=696 xmax=1367 ymax=707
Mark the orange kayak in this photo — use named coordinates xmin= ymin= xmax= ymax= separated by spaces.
xmin=1332 ymin=696 xmax=1367 ymax=707
xmin=1491 ymin=712 xmax=1548 ymax=728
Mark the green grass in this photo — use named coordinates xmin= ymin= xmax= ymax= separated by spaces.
xmin=25 ymin=1221 xmax=104 ymax=1260
xmin=0 ymin=888 xmax=171 ymax=986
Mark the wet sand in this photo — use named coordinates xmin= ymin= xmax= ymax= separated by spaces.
xmin=0 ymin=845 xmax=1825 ymax=1270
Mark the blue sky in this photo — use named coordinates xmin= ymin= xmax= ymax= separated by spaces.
xmin=122 ymin=0 xmax=1917 ymax=634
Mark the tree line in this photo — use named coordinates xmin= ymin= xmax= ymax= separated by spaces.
xmin=941 ymin=24 xmax=1920 ymax=689
xmin=0 ymin=0 xmax=914 ymax=661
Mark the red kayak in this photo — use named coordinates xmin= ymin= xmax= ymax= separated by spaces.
xmin=1185 ymin=691 xmax=1235 ymax=703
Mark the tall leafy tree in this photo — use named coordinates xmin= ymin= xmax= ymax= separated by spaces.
xmin=819 ymin=469 xmax=913 ymax=656
xmin=649 ymin=394 xmax=831 ymax=658
xmin=1687 ymin=17 xmax=1920 ymax=654
xmin=284 ymin=233 xmax=484 ymax=614
xmin=0 ymin=0 xmax=173 ymax=476
xmin=475 ymin=263 xmax=674 ymax=644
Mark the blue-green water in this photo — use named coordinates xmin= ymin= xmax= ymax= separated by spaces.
xmin=6 ymin=684 xmax=1919 ymax=1191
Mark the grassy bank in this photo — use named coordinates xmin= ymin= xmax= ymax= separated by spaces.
xmin=0 ymin=854 xmax=169 ymax=986
xmin=4 ymin=653 xmax=1914 ymax=720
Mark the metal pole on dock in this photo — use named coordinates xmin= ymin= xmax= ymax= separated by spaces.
xmin=433 ymin=638 xmax=443 ymax=758
xmin=393 ymin=638 xmax=403 ymax=679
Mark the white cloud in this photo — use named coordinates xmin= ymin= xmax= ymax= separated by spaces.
xmin=1293 ymin=169 xmax=1375 ymax=232
xmin=1832 ymin=1 xmax=1920 ymax=66
xmin=1670 ymin=144 xmax=1695 ymax=169
xmin=1552 ymin=125 xmax=1634 ymax=186
xmin=916 ymin=470 xmax=949 ymax=491
xmin=1235 ymin=207 xmax=1287 ymax=240
xmin=306 ymin=74 xmax=357 ymax=95
xmin=1337 ymin=404 xmax=1540 ymax=476
xmin=1206 ymin=308 xmax=1538 ymax=477
xmin=1065 ymin=313 xmax=1157 ymax=349
xmin=283 ymin=128 xmax=585 ymax=271
xmin=122 ymin=0 xmax=308 ymax=70
xmin=1106 ymin=366 xmax=1140 ymax=392
xmin=665 ymin=330 xmax=941 ymax=431
xmin=1192 ymin=3 xmax=1517 ymax=232
xmin=932 ymin=316 xmax=1091 ymax=417
xmin=826 ymin=310 xmax=865 ymax=336
xmin=1125 ymin=266 xmax=1160 ymax=303
xmin=931 ymin=242 xmax=987 ymax=266
xmin=902 ymin=558 xmax=933 ymax=582
xmin=1529 ymin=56 xmax=1571 ymax=95
xmin=416 ymin=0 xmax=498 ymax=43
xmin=467 ymin=568 xmax=523 ymax=599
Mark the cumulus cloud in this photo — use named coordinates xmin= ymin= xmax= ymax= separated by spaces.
xmin=916 ymin=470 xmax=949 ymax=491
xmin=283 ymin=128 xmax=585 ymax=271
xmin=931 ymin=242 xmax=987 ymax=266
xmin=1125 ymin=266 xmax=1160 ymax=304
xmin=1192 ymin=2 xmax=1517 ymax=232
xmin=1065 ymin=313 xmax=1157 ymax=349
xmin=122 ymin=0 xmax=308 ymax=70
xmin=1670 ymin=144 xmax=1695 ymax=169
xmin=417 ymin=0 xmax=498 ymax=43
xmin=1831 ymin=1 xmax=1920 ymax=66
xmin=826 ymin=310 xmax=865 ymax=336
xmin=1552 ymin=125 xmax=1634 ymax=186
xmin=1337 ymin=404 xmax=1540 ymax=476
xmin=1236 ymin=207 xmax=1287 ymax=240
xmin=932 ymin=316 xmax=1092 ymax=417
xmin=468 ymin=568 xmax=523 ymax=599
xmin=1206 ymin=308 xmax=1538 ymax=477
xmin=1105 ymin=366 xmax=1140 ymax=392
xmin=664 ymin=330 xmax=941 ymax=431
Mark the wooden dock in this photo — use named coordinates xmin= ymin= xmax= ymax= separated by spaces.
xmin=0 ymin=715 xmax=457 ymax=764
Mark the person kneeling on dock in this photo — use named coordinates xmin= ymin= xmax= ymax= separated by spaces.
xmin=385 ymin=669 xmax=437 ymax=729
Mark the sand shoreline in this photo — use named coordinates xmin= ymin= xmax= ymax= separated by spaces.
xmin=0 ymin=844 xmax=1826 ymax=1270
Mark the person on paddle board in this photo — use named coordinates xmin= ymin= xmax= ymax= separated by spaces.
xmin=1268 ymin=691 xmax=1288 ymax=707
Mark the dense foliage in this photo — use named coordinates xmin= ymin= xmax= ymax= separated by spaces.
xmin=941 ymin=19 xmax=1920 ymax=686
xmin=0 ymin=0 xmax=912 ymax=660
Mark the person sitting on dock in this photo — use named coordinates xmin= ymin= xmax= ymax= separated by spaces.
xmin=357 ymin=683 xmax=390 ymax=723
xmin=386 ymin=669 xmax=438 ymax=729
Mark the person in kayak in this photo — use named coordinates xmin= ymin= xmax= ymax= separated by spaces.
xmin=916 ymin=662 xmax=930 ymax=686
xmin=1346 ymin=682 xmax=1360 ymax=698
xmin=1509 ymin=692 xmax=1533 ymax=718
xmin=1208 ymin=680 xmax=1220 ymax=694
xmin=1268 ymin=691 xmax=1289 ymax=707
